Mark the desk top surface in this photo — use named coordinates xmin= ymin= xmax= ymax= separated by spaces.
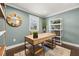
xmin=25 ymin=32 xmax=56 ymax=40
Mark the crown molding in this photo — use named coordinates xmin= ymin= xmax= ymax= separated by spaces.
xmin=6 ymin=3 xmax=79 ymax=18
xmin=46 ymin=5 xmax=79 ymax=18
xmin=6 ymin=3 xmax=27 ymax=13
xmin=5 ymin=3 xmax=45 ymax=18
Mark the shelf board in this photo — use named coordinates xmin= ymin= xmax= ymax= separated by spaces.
xmin=53 ymin=29 xmax=62 ymax=31
xmin=0 ymin=30 xmax=6 ymax=37
xmin=56 ymin=36 xmax=61 ymax=38
xmin=56 ymin=42 xmax=62 ymax=45
xmin=50 ymin=23 xmax=61 ymax=25
xmin=49 ymin=29 xmax=63 ymax=31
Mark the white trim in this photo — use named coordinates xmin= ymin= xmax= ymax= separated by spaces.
xmin=6 ymin=3 xmax=79 ymax=18
xmin=62 ymin=41 xmax=79 ymax=48
xmin=6 ymin=3 xmax=44 ymax=18
xmin=6 ymin=41 xmax=79 ymax=50
xmin=46 ymin=5 xmax=79 ymax=17
xmin=6 ymin=42 xmax=28 ymax=50
xmin=6 ymin=3 xmax=27 ymax=13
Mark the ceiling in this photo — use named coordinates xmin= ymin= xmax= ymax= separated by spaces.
xmin=7 ymin=3 xmax=79 ymax=18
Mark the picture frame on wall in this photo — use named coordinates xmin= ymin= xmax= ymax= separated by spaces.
xmin=29 ymin=15 xmax=39 ymax=33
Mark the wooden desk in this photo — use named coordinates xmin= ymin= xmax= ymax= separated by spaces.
xmin=25 ymin=33 xmax=56 ymax=55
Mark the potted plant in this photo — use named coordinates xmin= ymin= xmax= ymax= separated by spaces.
xmin=33 ymin=31 xmax=38 ymax=38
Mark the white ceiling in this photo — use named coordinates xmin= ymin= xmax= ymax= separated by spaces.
xmin=7 ymin=3 xmax=79 ymax=18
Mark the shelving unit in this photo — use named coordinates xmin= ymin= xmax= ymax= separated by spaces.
xmin=0 ymin=3 xmax=6 ymax=56
xmin=48 ymin=18 xmax=63 ymax=45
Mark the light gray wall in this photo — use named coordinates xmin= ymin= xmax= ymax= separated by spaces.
xmin=46 ymin=8 xmax=79 ymax=45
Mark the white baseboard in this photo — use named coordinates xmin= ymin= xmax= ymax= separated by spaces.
xmin=6 ymin=42 xmax=28 ymax=50
xmin=6 ymin=41 xmax=79 ymax=50
xmin=62 ymin=41 xmax=79 ymax=48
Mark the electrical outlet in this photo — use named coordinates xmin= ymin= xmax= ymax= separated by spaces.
xmin=13 ymin=38 xmax=16 ymax=42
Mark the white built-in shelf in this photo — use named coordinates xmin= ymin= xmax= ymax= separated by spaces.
xmin=53 ymin=29 xmax=63 ymax=31
xmin=48 ymin=18 xmax=63 ymax=45
xmin=56 ymin=36 xmax=61 ymax=38
xmin=49 ymin=29 xmax=63 ymax=31
xmin=0 ymin=30 xmax=6 ymax=37
xmin=50 ymin=23 xmax=61 ymax=25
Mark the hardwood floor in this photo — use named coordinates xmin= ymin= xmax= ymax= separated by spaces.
xmin=6 ymin=42 xmax=79 ymax=56
xmin=61 ymin=43 xmax=79 ymax=56
xmin=6 ymin=45 xmax=25 ymax=56
xmin=12 ymin=45 xmax=71 ymax=56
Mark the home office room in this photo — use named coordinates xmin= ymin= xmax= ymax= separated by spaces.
xmin=0 ymin=2 xmax=79 ymax=56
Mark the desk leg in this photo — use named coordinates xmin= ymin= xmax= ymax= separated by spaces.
xmin=42 ymin=42 xmax=45 ymax=56
xmin=24 ymin=39 xmax=26 ymax=55
xmin=32 ymin=45 xmax=35 ymax=56
xmin=52 ymin=37 xmax=56 ymax=48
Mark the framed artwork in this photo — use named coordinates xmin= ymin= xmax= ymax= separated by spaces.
xmin=29 ymin=15 xmax=39 ymax=32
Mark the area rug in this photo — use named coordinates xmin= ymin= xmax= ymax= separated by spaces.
xmin=14 ymin=45 xmax=71 ymax=56
xmin=45 ymin=45 xmax=71 ymax=56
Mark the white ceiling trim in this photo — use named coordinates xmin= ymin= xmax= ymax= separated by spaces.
xmin=46 ymin=5 xmax=79 ymax=18
xmin=6 ymin=3 xmax=45 ymax=18
xmin=6 ymin=3 xmax=27 ymax=13
xmin=6 ymin=3 xmax=79 ymax=18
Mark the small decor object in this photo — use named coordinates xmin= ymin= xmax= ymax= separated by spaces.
xmin=33 ymin=31 xmax=38 ymax=38
xmin=6 ymin=12 xmax=22 ymax=27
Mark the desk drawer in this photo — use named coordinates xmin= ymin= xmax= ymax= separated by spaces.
xmin=38 ymin=36 xmax=53 ymax=44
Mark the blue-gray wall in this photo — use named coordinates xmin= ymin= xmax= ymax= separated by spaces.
xmin=0 ymin=18 xmax=5 ymax=45
xmin=0 ymin=6 xmax=43 ymax=46
xmin=1 ymin=5 xmax=79 ymax=46
xmin=46 ymin=8 xmax=79 ymax=45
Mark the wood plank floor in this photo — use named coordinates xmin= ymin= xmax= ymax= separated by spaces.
xmin=14 ymin=45 xmax=71 ymax=56
xmin=6 ymin=43 xmax=79 ymax=56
